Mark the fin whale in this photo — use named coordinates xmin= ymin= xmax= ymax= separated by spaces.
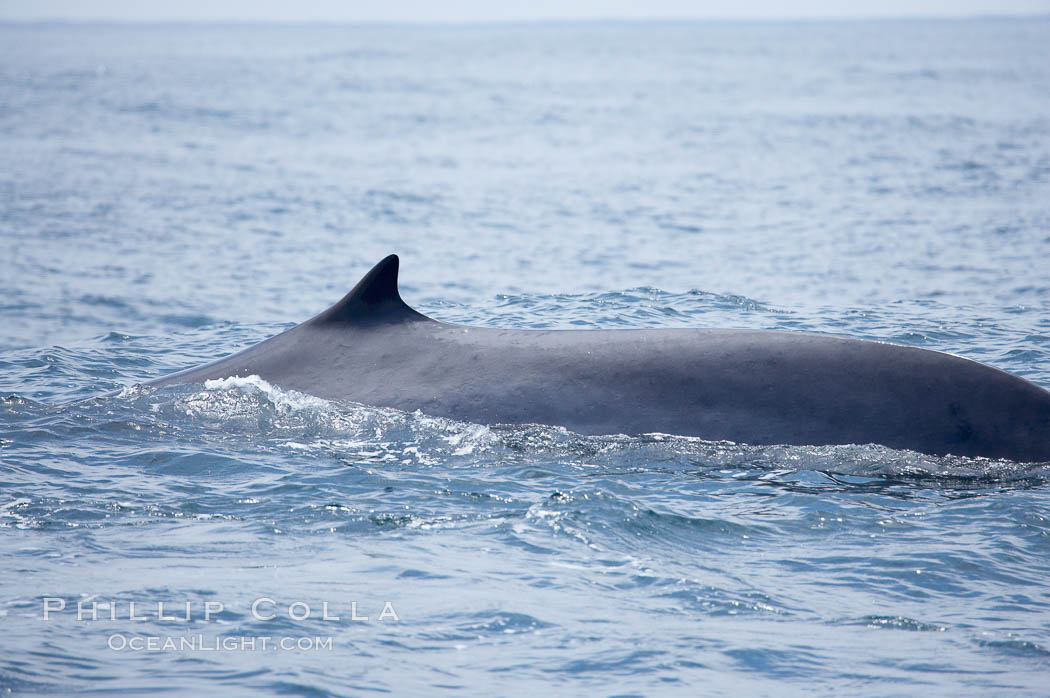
xmin=145 ymin=255 xmax=1050 ymax=463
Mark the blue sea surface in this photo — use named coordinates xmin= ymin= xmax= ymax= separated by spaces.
xmin=2 ymin=19 xmax=1050 ymax=696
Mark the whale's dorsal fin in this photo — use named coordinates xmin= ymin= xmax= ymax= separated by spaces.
xmin=309 ymin=254 xmax=430 ymax=326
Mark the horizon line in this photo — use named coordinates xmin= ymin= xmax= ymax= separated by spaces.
xmin=2 ymin=13 xmax=1049 ymax=26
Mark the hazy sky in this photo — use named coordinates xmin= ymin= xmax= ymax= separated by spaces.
xmin=2 ymin=0 xmax=1048 ymax=22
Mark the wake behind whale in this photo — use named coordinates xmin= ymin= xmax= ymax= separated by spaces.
xmin=142 ymin=255 xmax=1050 ymax=463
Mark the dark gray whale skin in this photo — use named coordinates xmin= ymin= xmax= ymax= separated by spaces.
xmin=146 ymin=255 xmax=1050 ymax=463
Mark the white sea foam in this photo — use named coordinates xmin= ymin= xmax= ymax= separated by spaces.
xmin=202 ymin=374 xmax=330 ymax=413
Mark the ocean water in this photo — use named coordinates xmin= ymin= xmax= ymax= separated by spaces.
xmin=2 ymin=19 xmax=1050 ymax=696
